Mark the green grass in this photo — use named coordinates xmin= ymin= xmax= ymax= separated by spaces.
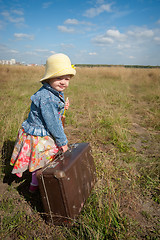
xmin=0 ymin=65 xmax=160 ymax=239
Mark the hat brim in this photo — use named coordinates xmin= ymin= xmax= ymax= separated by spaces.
xmin=40 ymin=67 xmax=76 ymax=82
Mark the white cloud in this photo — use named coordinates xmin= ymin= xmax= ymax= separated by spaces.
xmin=157 ymin=19 xmax=160 ymax=24
xmin=42 ymin=2 xmax=52 ymax=9
xmin=33 ymin=49 xmax=55 ymax=57
xmin=58 ymin=19 xmax=95 ymax=35
xmin=0 ymin=20 xmax=4 ymax=30
xmin=25 ymin=51 xmax=38 ymax=56
xmin=64 ymin=19 xmax=79 ymax=25
xmin=11 ymin=10 xmax=24 ymax=16
xmin=93 ymin=27 xmax=158 ymax=49
xmin=0 ymin=44 xmax=8 ymax=51
xmin=106 ymin=29 xmax=126 ymax=41
xmin=0 ymin=43 xmax=19 ymax=55
xmin=2 ymin=11 xmax=24 ymax=23
xmin=14 ymin=33 xmax=34 ymax=40
xmin=91 ymin=25 xmax=160 ymax=65
xmin=9 ymin=49 xmax=19 ymax=54
xmin=60 ymin=43 xmax=75 ymax=49
xmin=35 ymin=49 xmax=49 ymax=52
xmin=154 ymin=37 xmax=160 ymax=44
xmin=129 ymin=56 xmax=135 ymax=59
xmin=117 ymin=44 xmax=131 ymax=49
xmin=57 ymin=25 xmax=75 ymax=33
xmin=96 ymin=0 xmax=105 ymax=4
xmin=93 ymin=29 xmax=126 ymax=45
xmin=89 ymin=52 xmax=97 ymax=55
xmin=93 ymin=35 xmax=114 ymax=45
xmin=64 ymin=18 xmax=94 ymax=26
xmin=84 ymin=3 xmax=113 ymax=18
xmin=127 ymin=29 xmax=154 ymax=38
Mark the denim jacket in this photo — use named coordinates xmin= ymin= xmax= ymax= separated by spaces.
xmin=22 ymin=83 xmax=68 ymax=147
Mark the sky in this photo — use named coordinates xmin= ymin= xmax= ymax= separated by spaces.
xmin=0 ymin=0 xmax=160 ymax=65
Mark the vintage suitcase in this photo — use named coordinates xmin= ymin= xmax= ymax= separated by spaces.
xmin=36 ymin=142 xmax=97 ymax=225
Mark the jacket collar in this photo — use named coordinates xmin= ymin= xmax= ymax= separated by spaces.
xmin=43 ymin=83 xmax=64 ymax=101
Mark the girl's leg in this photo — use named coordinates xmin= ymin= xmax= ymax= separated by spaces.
xmin=31 ymin=170 xmax=39 ymax=186
xmin=29 ymin=170 xmax=39 ymax=193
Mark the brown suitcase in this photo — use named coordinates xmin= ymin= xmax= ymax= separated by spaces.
xmin=36 ymin=142 xmax=97 ymax=225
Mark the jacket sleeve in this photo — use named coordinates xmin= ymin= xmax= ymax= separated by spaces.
xmin=40 ymin=98 xmax=68 ymax=147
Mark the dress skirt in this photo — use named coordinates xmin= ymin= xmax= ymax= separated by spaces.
xmin=10 ymin=128 xmax=59 ymax=177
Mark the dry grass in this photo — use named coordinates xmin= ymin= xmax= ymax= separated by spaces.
xmin=0 ymin=65 xmax=160 ymax=239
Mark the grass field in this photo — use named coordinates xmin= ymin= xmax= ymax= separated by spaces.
xmin=0 ymin=65 xmax=160 ymax=239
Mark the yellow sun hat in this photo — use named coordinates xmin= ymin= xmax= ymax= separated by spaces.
xmin=40 ymin=53 xmax=76 ymax=82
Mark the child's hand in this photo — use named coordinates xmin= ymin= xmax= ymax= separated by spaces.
xmin=61 ymin=144 xmax=68 ymax=152
xmin=64 ymin=97 xmax=69 ymax=110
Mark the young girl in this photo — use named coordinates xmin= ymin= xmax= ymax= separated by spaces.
xmin=10 ymin=53 xmax=76 ymax=193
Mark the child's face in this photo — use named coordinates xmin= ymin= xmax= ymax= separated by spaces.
xmin=48 ymin=75 xmax=71 ymax=92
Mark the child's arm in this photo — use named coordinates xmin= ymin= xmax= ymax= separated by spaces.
xmin=41 ymin=99 xmax=68 ymax=147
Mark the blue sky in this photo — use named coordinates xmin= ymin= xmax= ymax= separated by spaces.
xmin=0 ymin=0 xmax=160 ymax=65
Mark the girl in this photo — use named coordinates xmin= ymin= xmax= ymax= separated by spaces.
xmin=10 ymin=53 xmax=76 ymax=193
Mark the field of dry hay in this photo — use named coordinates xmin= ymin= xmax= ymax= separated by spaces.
xmin=0 ymin=65 xmax=160 ymax=239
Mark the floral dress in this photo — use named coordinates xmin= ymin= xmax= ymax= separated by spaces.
xmin=10 ymin=128 xmax=59 ymax=177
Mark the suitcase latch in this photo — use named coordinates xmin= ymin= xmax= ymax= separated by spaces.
xmin=54 ymin=170 xmax=66 ymax=179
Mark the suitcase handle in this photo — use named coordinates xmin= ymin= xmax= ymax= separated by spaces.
xmin=68 ymin=143 xmax=79 ymax=152
xmin=59 ymin=143 xmax=79 ymax=155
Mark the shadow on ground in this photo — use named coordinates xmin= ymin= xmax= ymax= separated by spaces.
xmin=1 ymin=139 xmax=44 ymax=214
xmin=2 ymin=139 xmax=19 ymax=185
xmin=17 ymin=179 xmax=44 ymax=213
